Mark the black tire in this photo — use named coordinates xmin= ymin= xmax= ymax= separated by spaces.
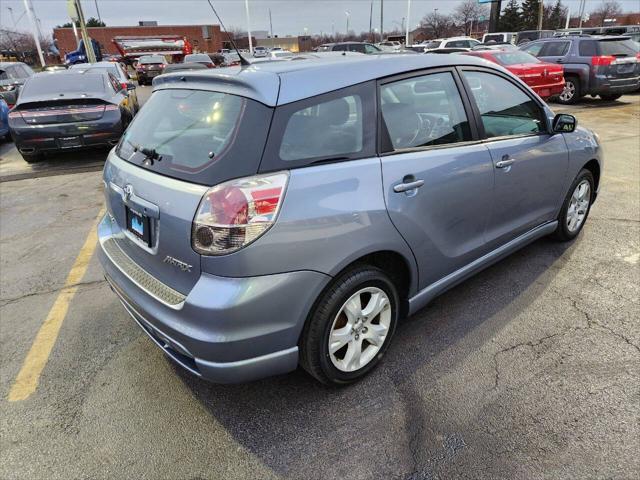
xmin=20 ymin=151 xmax=42 ymax=164
xmin=556 ymin=76 xmax=581 ymax=105
xmin=552 ymin=168 xmax=595 ymax=242
xmin=300 ymin=265 xmax=399 ymax=385
xmin=600 ymin=93 xmax=621 ymax=101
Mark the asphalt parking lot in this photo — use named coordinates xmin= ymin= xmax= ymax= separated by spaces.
xmin=1 ymin=92 xmax=638 ymax=480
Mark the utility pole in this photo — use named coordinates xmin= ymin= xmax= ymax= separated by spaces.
xmin=369 ymin=0 xmax=373 ymax=42
xmin=345 ymin=11 xmax=350 ymax=36
xmin=537 ymin=0 xmax=544 ymax=31
xmin=405 ymin=0 xmax=411 ymax=45
xmin=578 ymin=0 xmax=586 ymax=28
xmin=244 ymin=0 xmax=253 ymax=54
xmin=380 ymin=0 xmax=384 ymax=43
xmin=94 ymin=0 xmax=102 ymax=23
xmin=23 ymin=0 xmax=45 ymax=67
xmin=74 ymin=0 xmax=97 ymax=63
xmin=565 ymin=6 xmax=571 ymax=29
xmin=269 ymin=8 xmax=273 ymax=38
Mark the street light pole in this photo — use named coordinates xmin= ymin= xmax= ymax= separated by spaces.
xmin=244 ymin=0 xmax=253 ymax=55
xmin=405 ymin=0 xmax=411 ymax=45
xmin=345 ymin=11 xmax=350 ymax=36
xmin=22 ymin=0 xmax=45 ymax=67
xmin=94 ymin=0 xmax=102 ymax=23
xmin=380 ymin=0 xmax=384 ymax=43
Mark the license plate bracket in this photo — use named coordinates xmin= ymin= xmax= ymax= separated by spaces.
xmin=58 ymin=135 xmax=82 ymax=148
xmin=126 ymin=206 xmax=152 ymax=246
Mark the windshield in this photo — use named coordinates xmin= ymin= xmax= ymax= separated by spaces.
xmin=493 ymin=51 xmax=540 ymax=65
xmin=426 ymin=41 xmax=441 ymax=49
xmin=116 ymin=89 xmax=273 ymax=184
xmin=184 ymin=54 xmax=210 ymax=62
xmin=21 ymin=74 xmax=104 ymax=97
xmin=139 ymin=56 xmax=165 ymax=64
xmin=484 ymin=34 xmax=505 ymax=43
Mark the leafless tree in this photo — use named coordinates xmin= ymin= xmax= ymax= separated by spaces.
xmin=453 ymin=0 xmax=489 ymax=36
xmin=420 ymin=11 xmax=456 ymax=39
xmin=590 ymin=0 xmax=623 ymax=26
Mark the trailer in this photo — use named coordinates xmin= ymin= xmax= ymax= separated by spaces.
xmin=112 ymin=35 xmax=193 ymax=65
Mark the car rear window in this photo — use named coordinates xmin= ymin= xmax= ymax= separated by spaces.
xmin=139 ymin=56 xmax=165 ymax=64
xmin=597 ymin=38 xmax=639 ymax=56
xmin=21 ymin=74 xmax=104 ymax=97
xmin=426 ymin=41 xmax=441 ymax=49
xmin=493 ymin=51 xmax=540 ymax=65
xmin=117 ymin=89 xmax=273 ymax=185
xmin=184 ymin=54 xmax=210 ymax=62
xmin=579 ymin=40 xmax=597 ymax=56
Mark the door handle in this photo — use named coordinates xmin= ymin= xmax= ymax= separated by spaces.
xmin=556 ymin=59 xmax=564 ymax=63
xmin=393 ymin=179 xmax=425 ymax=193
xmin=495 ymin=158 xmax=515 ymax=169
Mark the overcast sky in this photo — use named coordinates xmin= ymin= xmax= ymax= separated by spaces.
xmin=1 ymin=0 xmax=639 ymax=38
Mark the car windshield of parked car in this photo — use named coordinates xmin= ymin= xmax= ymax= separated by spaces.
xmin=597 ymin=38 xmax=638 ymax=56
xmin=463 ymin=71 xmax=545 ymax=138
xmin=21 ymin=74 xmax=105 ymax=97
xmin=184 ymin=54 xmax=211 ymax=62
xmin=425 ymin=41 xmax=441 ymax=49
xmin=139 ymin=56 xmax=165 ymax=64
xmin=493 ymin=51 xmax=541 ymax=65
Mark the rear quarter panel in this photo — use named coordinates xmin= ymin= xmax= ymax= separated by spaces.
xmin=200 ymin=158 xmax=419 ymax=295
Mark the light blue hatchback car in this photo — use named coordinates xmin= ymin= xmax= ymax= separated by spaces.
xmin=98 ymin=53 xmax=602 ymax=385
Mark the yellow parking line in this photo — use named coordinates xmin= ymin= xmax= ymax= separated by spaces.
xmin=8 ymin=208 xmax=106 ymax=402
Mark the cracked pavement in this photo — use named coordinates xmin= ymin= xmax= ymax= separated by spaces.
xmin=0 ymin=94 xmax=638 ymax=479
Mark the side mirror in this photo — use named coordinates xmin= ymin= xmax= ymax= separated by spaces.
xmin=127 ymin=82 xmax=136 ymax=91
xmin=553 ymin=113 xmax=576 ymax=133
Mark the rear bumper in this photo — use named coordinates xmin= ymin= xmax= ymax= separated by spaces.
xmin=589 ymin=75 xmax=640 ymax=95
xmin=98 ymin=214 xmax=331 ymax=383
xmin=10 ymin=115 xmax=124 ymax=154
xmin=530 ymin=80 xmax=565 ymax=98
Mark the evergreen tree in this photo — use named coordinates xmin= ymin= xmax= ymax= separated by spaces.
xmin=500 ymin=0 xmax=523 ymax=32
xmin=521 ymin=0 xmax=541 ymax=30
xmin=547 ymin=0 xmax=566 ymax=29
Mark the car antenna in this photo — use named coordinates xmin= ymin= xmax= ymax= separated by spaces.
xmin=205 ymin=0 xmax=251 ymax=67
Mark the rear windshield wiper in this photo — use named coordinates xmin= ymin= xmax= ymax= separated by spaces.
xmin=133 ymin=143 xmax=163 ymax=165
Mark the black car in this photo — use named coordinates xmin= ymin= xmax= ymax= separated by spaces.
xmin=8 ymin=70 xmax=136 ymax=163
xmin=0 ymin=62 xmax=35 ymax=108
xmin=135 ymin=55 xmax=167 ymax=86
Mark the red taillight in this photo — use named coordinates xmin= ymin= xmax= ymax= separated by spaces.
xmin=592 ymin=55 xmax=615 ymax=66
xmin=120 ymin=82 xmax=128 ymax=90
xmin=636 ymin=52 xmax=640 ymax=60
xmin=8 ymin=111 xmax=21 ymax=119
xmin=104 ymin=104 xmax=119 ymax=111
xmin=192 ymin=173 xmax=289 ymax=255
xmin=207 ymin=62 xmax=215 ymax=68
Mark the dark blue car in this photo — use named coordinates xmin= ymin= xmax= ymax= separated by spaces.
xmin=0 ymin=98 xmax=9 ymax=140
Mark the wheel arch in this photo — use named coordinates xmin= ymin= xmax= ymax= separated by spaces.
xmin=582 ymin=158 xmax=601 ymax=194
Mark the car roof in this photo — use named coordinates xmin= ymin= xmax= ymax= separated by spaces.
xmin=534 ymin=35 xmax=631 ymax=41
xmin=0 ymin=62 xmax=25 ymax=68
xmin=154 ymin=52 xmax=495 ymax=107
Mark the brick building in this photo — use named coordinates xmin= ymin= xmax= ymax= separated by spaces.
xmin=53 ymin=24 xmax=227 ymax=58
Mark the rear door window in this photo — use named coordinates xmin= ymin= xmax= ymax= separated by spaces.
xmin=463 ymin=71 xmax=546 ymax=138
xmin=118 ymin=89 xmax=273 ymax=185
xmin=539 ymin=41 xmax=570 ymax=56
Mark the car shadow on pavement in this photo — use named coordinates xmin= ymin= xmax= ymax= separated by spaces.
xmin=174 ymin=236 xmax=576 ymax=479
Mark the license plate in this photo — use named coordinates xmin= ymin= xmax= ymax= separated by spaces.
xmin=126 ymin=206 xmax=151 ymax=246
xmin=616 ymin=63 xmax=634 ymax=74
xmin=58 ymin=135 xmax=82 ymax=148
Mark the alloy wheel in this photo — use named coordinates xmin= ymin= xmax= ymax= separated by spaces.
xmin=328 ymin=287 xmax=392 ymax=372
xmin=566 ymin=179 xmax=591 ymax=233
xmin=560 ymin=81 xmax=576 ymax=102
